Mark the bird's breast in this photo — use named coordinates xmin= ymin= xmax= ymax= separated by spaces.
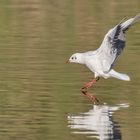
xmin=85 ymin=57 xmax=101 ymax=73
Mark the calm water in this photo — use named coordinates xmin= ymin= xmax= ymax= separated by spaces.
xmin=0 ymin=0 xmax=140 ymax=140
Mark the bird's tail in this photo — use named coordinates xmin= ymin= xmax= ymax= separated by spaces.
xmin=121 ymin=13 xmax=140 ymax=32
xmin=109 ymin=69 xmax=130 ymax=81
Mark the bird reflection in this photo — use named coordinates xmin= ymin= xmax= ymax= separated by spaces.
xmin=68 ymin=103 xmax=129 ymax=140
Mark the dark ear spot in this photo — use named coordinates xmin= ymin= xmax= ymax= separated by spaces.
xmin=75 ymin=57 xmax=77 ymax=59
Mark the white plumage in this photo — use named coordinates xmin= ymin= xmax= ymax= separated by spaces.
xmin=68 ymin=14 xmax=140 ymax=81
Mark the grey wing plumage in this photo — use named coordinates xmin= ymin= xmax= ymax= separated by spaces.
xmin=97 ymin=14 xmax=140 ymax=73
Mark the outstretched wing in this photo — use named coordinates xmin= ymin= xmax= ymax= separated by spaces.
xmin=97 ymin=14 xmax=140 ymax=72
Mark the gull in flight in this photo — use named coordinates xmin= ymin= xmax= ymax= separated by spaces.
xmin=67 ymin=14 xmax=140 ymax=103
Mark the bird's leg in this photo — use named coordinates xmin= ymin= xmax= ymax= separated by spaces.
xmin=81 ymin=77 xmax=100 ymax=103
xmin=82 ymin=77 xmax=100 ymax=90
xmin=81 ymin=90 xmax=100 ymax=103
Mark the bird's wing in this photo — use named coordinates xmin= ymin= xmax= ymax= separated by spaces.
xmin=97 ymin=14 xmax=140 ymax=73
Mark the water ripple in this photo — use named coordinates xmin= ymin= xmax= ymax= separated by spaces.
xmin=68 ymin=103 xmax=129 ymax=140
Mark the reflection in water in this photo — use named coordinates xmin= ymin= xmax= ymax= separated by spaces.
xmin=68 ymin=103 xmax=129 ymax=140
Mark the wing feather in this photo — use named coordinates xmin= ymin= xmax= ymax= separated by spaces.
xmin=97 ymin=14 xmax=140 ymax=72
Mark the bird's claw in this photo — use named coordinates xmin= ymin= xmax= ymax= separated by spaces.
xmin=81 ymin=89 xmax=100 ymax=104
xmin=88 ymin=94 xmax=100 ymax=104
xmin=81 ymin=78 xmax=100 ymax=104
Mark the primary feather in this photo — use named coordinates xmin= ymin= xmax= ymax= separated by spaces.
xmin=97 ymin=14 xmax=140 ymax=73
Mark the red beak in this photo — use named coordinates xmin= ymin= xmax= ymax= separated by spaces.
xmin=66 ymin=60 xmax=70 ymax=63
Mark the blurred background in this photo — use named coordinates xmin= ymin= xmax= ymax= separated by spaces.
xmin=0 ymin=0 xmax=139 ymax=140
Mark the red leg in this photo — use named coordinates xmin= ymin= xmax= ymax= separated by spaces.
xmin=81 ymin=90 xmax=100 ymax=103
xmin=82 ymin=77 xmax=100 ymax=90
xmin=81 ymin=77 xmax=100 ymax=103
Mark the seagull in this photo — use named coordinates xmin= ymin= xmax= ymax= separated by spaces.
xmin=67 ymin=14 xmax=140 ymax=103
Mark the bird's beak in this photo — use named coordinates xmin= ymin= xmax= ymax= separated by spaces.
xmin=66 ymin=60 xmax=70 ymax=63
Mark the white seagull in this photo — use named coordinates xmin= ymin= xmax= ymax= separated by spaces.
xmin=67 ymin=14 xmax=140 ymax=103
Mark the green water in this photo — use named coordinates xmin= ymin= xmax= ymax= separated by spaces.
xmin=0 ymin=0 xmax=139 ymax=140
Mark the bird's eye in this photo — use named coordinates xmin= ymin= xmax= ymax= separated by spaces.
xmin=71 ymin=57 xmax=74 ymax=60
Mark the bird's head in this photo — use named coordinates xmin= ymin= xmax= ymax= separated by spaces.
xmin=66 ymin=53 xmax=84 ymax=64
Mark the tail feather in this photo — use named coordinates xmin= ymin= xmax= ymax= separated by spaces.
xmin=121 ymin=13 xmax=140 ymax=32
xmin=109 ymin=69 xmax=130 ymax=81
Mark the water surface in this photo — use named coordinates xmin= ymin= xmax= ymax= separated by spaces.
xmin=0 ymin=0 xmax=140 ymax=140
